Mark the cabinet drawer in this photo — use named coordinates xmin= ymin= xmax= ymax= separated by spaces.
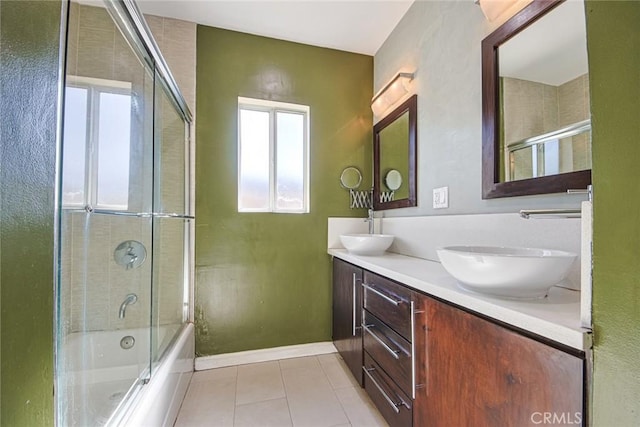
xmin=363 ymin=353 xmax=412 ymax=427
xmin=363 ymin=310 xmax=413 ymax=397
xmin=363 ymin=271 xmax=413 ymax=340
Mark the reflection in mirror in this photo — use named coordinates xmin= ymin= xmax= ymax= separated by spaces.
xmin=482 ymin=0 xmax=592 ymax=199
xmin=374 ymin=94 xmax=417 ymax=210
xmin=379 ymin=112 xmax=409 ymax=199
xmin=340 ymin=166 xmax=363 ymax=190
xmin=385 ymin=170 xmax=403 ymax=191
xmin=499 ymin=0 xmax=590 ymax=182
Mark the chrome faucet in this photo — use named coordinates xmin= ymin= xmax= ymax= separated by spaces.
xmin=119 ymin=293 xmax=138 ymax=319
xmin=365 ymin=209 xmax=375 ymax=234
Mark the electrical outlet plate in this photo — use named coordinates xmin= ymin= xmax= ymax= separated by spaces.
xmin=433 ymin=187 xmax=449 ymax=209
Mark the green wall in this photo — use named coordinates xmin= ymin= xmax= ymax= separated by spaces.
xmin=195 ymin=26 xmax=372 ymax=356
xmin=0 ymin=0 xmax=63 ymax=425
xmin=587 ymin=1 xmax=640 ymax=424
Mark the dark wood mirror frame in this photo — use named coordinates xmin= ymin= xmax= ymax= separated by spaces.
xmin=373 ymin=94 xmax=417 ymax=210
xmin=481 ymin=0 xmax=591 ymax=199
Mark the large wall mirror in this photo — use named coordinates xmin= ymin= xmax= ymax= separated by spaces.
xmin=374 ymin=94 xmax=417 ymax=210
xmin=482 ymin=0 xmax=591 ymax=199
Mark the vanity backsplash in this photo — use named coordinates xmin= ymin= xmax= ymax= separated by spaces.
xmin=328 ymin=207 xmax=589 ymax=292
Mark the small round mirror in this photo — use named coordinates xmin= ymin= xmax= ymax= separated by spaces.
xmin=340 ymin=167 xmax=362 ymax=190
xmin=385 ymin=170 xmax=403 ymax=191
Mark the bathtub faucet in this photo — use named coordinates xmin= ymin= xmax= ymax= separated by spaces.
xmin=119 ymin=293 xmax=138 ymax=319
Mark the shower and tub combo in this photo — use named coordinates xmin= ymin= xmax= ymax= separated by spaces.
xmin=55 ymin=0 xmax=195 ymax=425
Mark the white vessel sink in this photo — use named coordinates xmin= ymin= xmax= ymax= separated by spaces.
xmin=437 ymin=246 xmax=576 ymax=299
xmin=340 ymin=234 xmax=394 ymax=256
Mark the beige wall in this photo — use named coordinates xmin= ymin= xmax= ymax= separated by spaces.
xmin=63 ymin=3 xmax=196 ymax=333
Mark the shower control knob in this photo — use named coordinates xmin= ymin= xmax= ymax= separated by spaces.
xmin=114 ymin=240 xmax=147 ymax=270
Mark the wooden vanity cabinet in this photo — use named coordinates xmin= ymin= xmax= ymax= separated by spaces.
xmin=331 ymin=258 xmax=584 ymax=427
xmin=414 ymin=297 xmax=584 ymax=427
xmin=332 ymin=258 xmax=363 ymax=385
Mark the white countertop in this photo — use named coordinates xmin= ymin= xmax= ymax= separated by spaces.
xmin=329 ymin=249 xmax=592 ymax=351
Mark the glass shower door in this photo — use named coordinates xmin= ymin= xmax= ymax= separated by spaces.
xmin=57 ymin=2 xmax=155 ymax=425
xmin=151 ymin=75 xmax=191 ymax=367
xmin=57 ymin=1 xmax=193 ymax=425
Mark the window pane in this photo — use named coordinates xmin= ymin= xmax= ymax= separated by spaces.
xmin=239 ymin=109 xmax=270 ymax=210
xmin=62 ymin=87 xmax=88 ymax=206
xmin=275 ymin=112 xmax=305 ymax=211
xmin=96 ymin=92 xmax=131 ymax=209
xmin=543 ymin=139 xmax=560 ymax=176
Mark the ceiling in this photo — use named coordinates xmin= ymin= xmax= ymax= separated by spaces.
xmin=137 ymin=0 xmax=415 ymax=56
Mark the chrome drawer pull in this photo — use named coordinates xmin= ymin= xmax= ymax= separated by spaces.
xmin=363 ymin=367 xmax=401 ymax=414
xmin=410 ymin=300 xmax=416 ymax=399
xmin=362 ymin=283 xmax=403 ymax=306
xmin=352 ymin=273 xmax=358 ymax=336
xmin=363 ymin=324 xmax=400 ymax=360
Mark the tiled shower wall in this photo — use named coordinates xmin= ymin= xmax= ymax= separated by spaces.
xmin=502 ymin=74 xmax=591 ymax=180
xmin=63 ymin=3 xmax=196 ymax=333
xmin=62 ymin=214 xmax=153 ymax=332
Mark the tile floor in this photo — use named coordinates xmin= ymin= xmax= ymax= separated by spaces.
xmin=174 ymin=353 xmax=388 ymax=427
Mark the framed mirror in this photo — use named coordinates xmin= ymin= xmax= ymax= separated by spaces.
xmin=482 ymin=0 xmax=591 ymax=199
xmin=374 ymin=94 xmax=417 ymax=209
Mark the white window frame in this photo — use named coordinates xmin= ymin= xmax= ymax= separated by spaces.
xmin=237 ymin=97 xmax=310 ymax=214
xmin=64 ymin=75 xmax=132 ymax=211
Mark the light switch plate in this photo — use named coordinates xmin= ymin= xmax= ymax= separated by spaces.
xmin=433 ymin=187 xmax=449 ymax=209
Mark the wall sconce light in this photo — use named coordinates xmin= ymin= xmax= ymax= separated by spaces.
xmin=476 ymin=0 xmax=531 ymax=22
xmin=371 ymin=72 xmax=414 ymax=117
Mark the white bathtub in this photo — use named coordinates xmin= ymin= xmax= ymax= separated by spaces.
xmin=60 ymin=324 xmax=194 ymax=426
xmin=115 ymin=323 xmax=194 ymax=426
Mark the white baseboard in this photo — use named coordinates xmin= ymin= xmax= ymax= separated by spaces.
xmin=195 ymin=341 xmax=337 ymax=371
